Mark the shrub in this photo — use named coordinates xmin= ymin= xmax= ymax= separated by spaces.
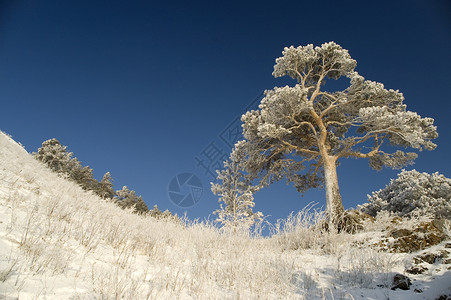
xmin=359 ymin=169 xmax=451 ymax=219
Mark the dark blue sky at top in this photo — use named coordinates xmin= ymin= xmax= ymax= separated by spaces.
xmin=1 ymin=0 xmax=450 ymax=224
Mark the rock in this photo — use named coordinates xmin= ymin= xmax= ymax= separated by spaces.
xmin=391 ymin=216 xmax=403 ymax=224
xmin=413 ymin=251 xmax=448 ymax=265
xmin=388 ymin=234 xmax=424 ymax=253
xmin=435 ymin=295 xmax=451 ymax=300
xmin=417 ymin=253 xmax=443 ymax=264
xmin=432 ymin=219 xmax=450 ymax=234
xmin=386 ymin=220 xmax=447 ymax=253
xmin=390 ymin=228 xmax=412 ymax=239
xmin=392 ymin=274 xmax=411 ymax=290
xmin=406 ymin=266 xmax=428 ymax=274
xmin=441 ymin=250 xmax=450 ymax=260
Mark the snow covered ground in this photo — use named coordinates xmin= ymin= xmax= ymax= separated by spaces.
xmin=0 ymin=130 xmax=450 ymax=299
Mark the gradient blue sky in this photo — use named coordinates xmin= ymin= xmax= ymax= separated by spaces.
xmin=1 ymin=0 xmax=450 ymax=224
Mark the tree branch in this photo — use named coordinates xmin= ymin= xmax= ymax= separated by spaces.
xmin=310 ymin=159 xmax=322 ymax=183
xmin=340 ymin=149 xmax=380 ymax=159
xmin=338 ymin=132 xmax=387 ymax=159
xmin=279 ymin=139 xmax=320 ymax=156
xmin=325 ymin=120 xmax=353 ymax=127
xmin=287 ymin=119 xmax=318 ymax=137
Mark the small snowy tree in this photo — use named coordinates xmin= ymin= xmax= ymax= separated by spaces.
xmin=148 ymin=204 xmax=162 ymax=218
xmin=34 ymin=138 xmax=73 ymax=173
xmin=65 ymin=157 xmax=98 ymax=191
xmin=211 ymin=141 xmax=263 ymax=233
xmin=97 ymin=172 xmax=115 ymax=199
xmin=115 ymin=186 xmax=148 ymax=214
xmin=148 ymin=204 xmax=176 ymax=220
xmin=239 ymin=42 xmax=438 ymax=229
xmin=359 ymin=169 xmax=451 ymax=219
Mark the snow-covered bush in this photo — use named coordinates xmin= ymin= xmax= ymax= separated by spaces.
xmin=359 ymin=169 xmax=451 ymax=219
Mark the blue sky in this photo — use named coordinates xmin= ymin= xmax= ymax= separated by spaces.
xmin=1 ymin=0 xmax=450 ymax=224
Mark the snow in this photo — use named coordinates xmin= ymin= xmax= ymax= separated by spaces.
xmin=0 ymin=130 xmax=450 ymax=299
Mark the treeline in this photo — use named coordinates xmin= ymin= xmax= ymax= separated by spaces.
xmin=34 ymin=138 xmax=175 ymax=219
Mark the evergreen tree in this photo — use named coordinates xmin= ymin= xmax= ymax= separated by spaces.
xmin=148 ymin=204 xmax=162 ymax=218
xmin=238 ymin=42 xmax=438 ymax=229
xmin=97 ymin=172 xmax=115 ymax=199
xmin=65 ymin=157 xmax=98 ymax=191
xmin=34 ymin=138 xmax=72 ymax=173
xmin=35 ymin=138 xmax=99 ymax=193
xmin=211 ymin=141 xmax=263 ymax=233
xmin=148 ymin=204 xmax=177 ymax=220
xmin=34 ymin=139 xmax=169 ymax=217
xmin=114 ymin=186 xmax=148 ymax=214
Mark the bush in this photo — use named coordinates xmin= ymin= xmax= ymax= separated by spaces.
xmin=359 ymin=169 xmax=451 ymax=219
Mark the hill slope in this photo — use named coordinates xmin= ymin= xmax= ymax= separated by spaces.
xmin=0 ymin=131 xmax=450 ymax=299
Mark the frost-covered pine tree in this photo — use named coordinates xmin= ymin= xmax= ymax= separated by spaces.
xmin=34 ymin=138 xmax=100 ymax=191
xmin=359 ymin=169 xmax=451 ymax=219
xmin=211 ymin=141 xmax=263 ymax=234
xmin=115 ymin=186 xmax=148 ymax=214
xmin=148 ymin=204 xmax=162 ymax=218
xmin=97 ymin=172 xmax=115 ymax=199
xmin=148 ymin=204 xmax=176 ymax=220
xmin=239 ymin=42 xmax=438 ymax=229
xmin=34 ymin=138 xmax=73 ymax=173
xmin=66 ymin=157 xmax=98 ymax=191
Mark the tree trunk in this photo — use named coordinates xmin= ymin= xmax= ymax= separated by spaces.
xmin=323 ymin=155 xmax=345 ymax=230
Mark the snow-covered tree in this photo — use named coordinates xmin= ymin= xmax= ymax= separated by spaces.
xmin=34 ymin=138 xmax=73 ymax=173
xmin=97 ymin=172 xmax=115 ymax=199
xmin=148 ymin=204 xmax=176 ymax=220
xmin=34 ymin=139 xmax=157 ymax=215
xmin=34 ymin=138 xmax=100 ymax=191
xmin=211 ymin=141 xmax=263 ymax=234
xmin=239 ymin=42 xmax=438 ymax=228
xmin=114 ymin=186 xmax=148 ymax=214
xmin=65 ymin=157 xmax=98 ymax=191
xmin=148 ymin=204 xmax=162 ymax=217
xmin=359 ymin=169 xmax=451 ymax=219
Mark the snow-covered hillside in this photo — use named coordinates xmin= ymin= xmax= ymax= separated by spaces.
xmin=0 ymin=131 xmax=450 ymax=299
